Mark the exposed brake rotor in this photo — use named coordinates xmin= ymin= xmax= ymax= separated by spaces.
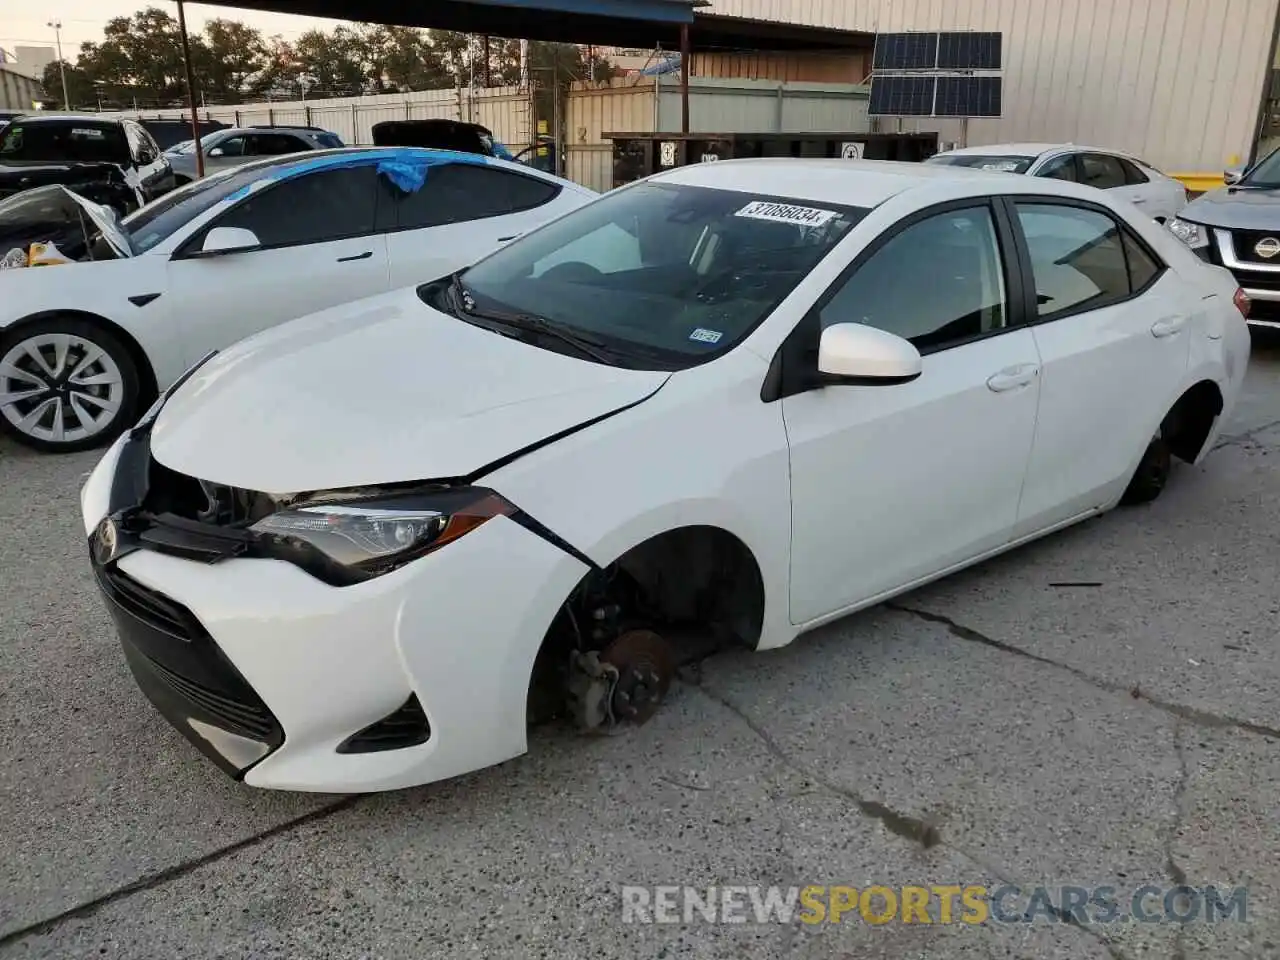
xmin=601 ymin=629 xmax=675 ymax=725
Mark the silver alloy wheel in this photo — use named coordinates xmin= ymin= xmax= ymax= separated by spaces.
xmin=0 ymin=332 xmax=125 ymax=445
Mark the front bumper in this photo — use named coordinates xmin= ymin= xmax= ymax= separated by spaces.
xmin=82 ymin=438 xmax=590 ymax=793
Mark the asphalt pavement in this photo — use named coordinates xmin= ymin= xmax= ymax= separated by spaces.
xmin=2 ymin=337 xmax=1279 ymax=959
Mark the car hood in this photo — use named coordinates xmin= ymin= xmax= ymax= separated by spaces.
xmin=0 ymin=184 xmax=131 ymax=259
xmin=1181 ymin=186 xmax=1280 ymax=230
xmin=150 ymin=288 xmax=670 ymax=493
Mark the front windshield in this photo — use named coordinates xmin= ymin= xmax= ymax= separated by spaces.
xmin=453 ymin=182 xmax=867 ymax=366
xmin=0 ymin=120 xmax=129 ymax=164
xmin=1242 ymin=148 xmax=1280 ymax=187
xmin=121 ymin=164 xmax=271 ymax=253
xmin=169 ymin=139 xmax=194 ymax=154
xmin=925 ymin=154 xmax=1034 ymax=174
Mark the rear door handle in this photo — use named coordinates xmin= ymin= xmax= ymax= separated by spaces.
xmin=337 ymin=251 xmax=373 ymax=262
xmin=497 ymin=235 xmax=518 ymax=242
xmin=1151 ymin=315 xmax=1186 ymax=337
xmin=986 ymin=363 xmax=1040 ymax=393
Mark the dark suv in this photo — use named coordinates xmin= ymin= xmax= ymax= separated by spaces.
xmin=1168 ymin=147 xmax=1280 ymax=329
xmin=0 ymin=114 xmax=175 ymax=215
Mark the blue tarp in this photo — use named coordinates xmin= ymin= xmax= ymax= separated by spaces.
xmin=224 ymin=147 xmax=499 ymax=201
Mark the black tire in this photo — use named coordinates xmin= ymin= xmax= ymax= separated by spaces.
xmin=0 ymin=317 xmax=141 ymax=454
xmin=1120 ymin=428 xmax=1172 ymax=505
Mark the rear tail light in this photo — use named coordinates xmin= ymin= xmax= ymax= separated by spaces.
xmin=1234 ymin=288 xmax=1251 ymax=318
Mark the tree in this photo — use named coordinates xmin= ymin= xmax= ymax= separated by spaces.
xmin=78 ymin=7 xmax=207 ymax=107
xmin=293 ymin=26 xmax=364 ymax=97
xmin=199 ymin=19 xmax=267 ymax=102
xmin=357 ymin=25 xmax=451 ymax=92
xmin=247 ymin=35 xmax=300 ymax=97
xmin=429 ymin=29 xmax=472 ymax=90
xmin=39 ymin=60 xmax=96 ymax=110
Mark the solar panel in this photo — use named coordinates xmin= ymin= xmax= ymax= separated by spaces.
xmin=868 ymin=76 xmax=937 ymax=117
xmin=872 ymin=32 xmax=940 ymax=71
xmin=936 ymin=32 xmax=1003 ymax=70
xmin=934 ymin=76 xmax=1003 ymax=117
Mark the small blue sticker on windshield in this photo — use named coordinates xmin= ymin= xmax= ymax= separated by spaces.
xmin=689 ymin=328 xmax=723 ymax=344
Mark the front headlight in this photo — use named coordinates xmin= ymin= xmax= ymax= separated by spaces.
xmin=1168 ymin=218 xmax=1209 ymax=250
xmin=250 ymin=487 xmax=513 ymax=579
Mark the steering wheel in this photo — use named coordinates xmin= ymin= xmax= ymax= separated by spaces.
xmin=539 ymin=261 xmax=605 ymax=283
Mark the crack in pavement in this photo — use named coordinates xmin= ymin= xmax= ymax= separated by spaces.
xmin=0 ymin=795 xmax=364 ymax=950
xmin=886 ymin=604 xmax=1280 ymax=742
xmin=1211 ymin=417 xmax=1280 ymax=451
xmin=686 ymin=680 xmax=1129 ymax=960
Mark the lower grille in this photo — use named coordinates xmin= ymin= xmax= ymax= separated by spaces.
xmin=338 ymin=694 xmax=431 ymax=754
xmin=143 ymin=653 xmax=277 ymax=741
xmin=93 ymin=559 xmax=284 ymax=776
xmin=97 ymin=565 xmax=194 ymax=640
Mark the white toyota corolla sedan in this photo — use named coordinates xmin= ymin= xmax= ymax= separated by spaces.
xmin=0 ymin=147 xmax=594 ymax=453
xmin=81 ymin=158 xmax=1250 ymax=792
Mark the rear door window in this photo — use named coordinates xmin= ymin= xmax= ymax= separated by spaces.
xmin=1037 ymin=154 xmax=1079 ymax=182
xmin=1015 ymin=202 xmax=1163 ymax=318
xmin=1078 ymin=154 xmax=1128 ymax=190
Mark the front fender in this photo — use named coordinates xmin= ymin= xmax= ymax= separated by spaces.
xmin=483 ymin=353 xmax=797 ymax=650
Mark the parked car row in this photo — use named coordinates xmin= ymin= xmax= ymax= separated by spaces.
xmin=0 ymin=146 xmax=596 ymax=451
xmin=68 ymin=156 xmax=1249 ymax=793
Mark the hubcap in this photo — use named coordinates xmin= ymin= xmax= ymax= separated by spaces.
xmin=0 ymin=333 xmax=124 ymax=444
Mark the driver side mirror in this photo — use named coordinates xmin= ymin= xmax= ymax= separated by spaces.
xmin=208 ymin=147 xmax=225 ymax=158
xmin=195 ymin=226 xmax=261 ymax=257
xmin=817 ymin=322 xmax=922 ymax=385
xmin=1223 ymin=167 xmax=1244 ymax=186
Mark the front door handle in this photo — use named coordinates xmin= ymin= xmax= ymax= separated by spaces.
xmin=497 ymin=235 xmax=518 ymax=242
xmin=1151 ymin=315 xmax=1186 ymax=337
xmin=337 ymin=251 xmax=373 ymax=262
xmin=986 ymin=363 xmax=1039 ymax=393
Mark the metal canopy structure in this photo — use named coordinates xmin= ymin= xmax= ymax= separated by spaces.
xmin=172 ymin=0 xmax=871 ymax=174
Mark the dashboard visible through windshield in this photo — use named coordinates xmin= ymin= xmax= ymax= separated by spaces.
xmin=444 ymin=182 xmax=868 ymax=369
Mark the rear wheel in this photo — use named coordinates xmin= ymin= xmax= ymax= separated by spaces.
xmin=1120 ymin=427 xmax=1172 ymax=505
xmin=0 ymin=318 xmax=141 ymax=453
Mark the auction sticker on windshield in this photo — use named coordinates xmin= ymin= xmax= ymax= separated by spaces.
xmin=735 ymin=201 xmax=838 ymax=227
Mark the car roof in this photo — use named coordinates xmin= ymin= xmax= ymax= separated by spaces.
xmin=216 ymin=126 xmax=334 ymax=136
xmin=198 ymin=146 xmax=586 ymax=190
xmin=7 ymin=113 xmax=125 ymax=126
xmin=652 ymin=157 xmax=1029 ymax=208
xmin=938 ymin=142 xmax=1143 ymax=162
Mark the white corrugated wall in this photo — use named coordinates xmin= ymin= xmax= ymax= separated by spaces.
xmin=704 ymin=0 xmax=1280 ymax=171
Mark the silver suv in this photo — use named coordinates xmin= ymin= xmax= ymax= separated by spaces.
xmin=166 ymin=126 xmax=345 ymax=183
xmin=1168 ymin=147 xmax=1280 ymax=329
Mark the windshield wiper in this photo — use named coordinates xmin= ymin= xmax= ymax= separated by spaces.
xmin=451 ymin=275 xmax=620 ymax=365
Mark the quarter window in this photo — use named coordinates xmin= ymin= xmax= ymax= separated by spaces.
xmin=396 ymin=163 xmax=560 ymax=230
xmin=1015 ymin=203 xmax=1163 ymax=318
xmin=210 ymin=166 xmax=379 ymax=248
xmin=1120 ymin=158 xmax=1150 ymax=185
xmin=819 ymin=205 xmax=1008 ymax=353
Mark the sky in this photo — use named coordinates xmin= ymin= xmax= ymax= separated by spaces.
xmin=2 ymin=2 xmax=349 ymax=57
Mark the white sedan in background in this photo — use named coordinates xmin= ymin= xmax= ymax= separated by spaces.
xmin=926 ymin=143 xmax=1189 ymax=222
xmin=81 ymin=158 xmax=1249 ymax=792
xmin=0 ymin=147 xmax=595 ymax=452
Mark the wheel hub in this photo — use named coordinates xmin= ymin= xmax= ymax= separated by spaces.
xmin=601 ymin=629 xmax=675 ymax=725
